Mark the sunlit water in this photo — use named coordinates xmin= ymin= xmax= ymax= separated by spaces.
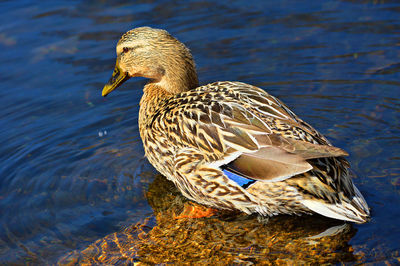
xmin=1 ymin=0 xmax=399 ymax=264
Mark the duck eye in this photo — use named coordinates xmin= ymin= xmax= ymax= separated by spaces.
xmin=123 ymin=47 xmax=129 ymax=53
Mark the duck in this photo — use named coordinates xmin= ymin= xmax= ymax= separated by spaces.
xmin=102 ymin=27 xmax=370 ymax=223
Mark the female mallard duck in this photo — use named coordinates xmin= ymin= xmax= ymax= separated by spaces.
xmin=102 ymin=27 xmax=370 ymax=223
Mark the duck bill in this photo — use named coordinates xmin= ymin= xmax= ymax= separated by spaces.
xmin=102 ymin=63 xmax=130 ymax=97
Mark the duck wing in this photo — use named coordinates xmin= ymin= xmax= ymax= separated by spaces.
xmin=155 ymin=81 xmax=347 ymax=183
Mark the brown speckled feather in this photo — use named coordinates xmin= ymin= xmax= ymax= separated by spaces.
xmin=142 ymin=81 xmax=358 ymax=207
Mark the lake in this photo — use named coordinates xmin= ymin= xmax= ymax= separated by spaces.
xmin=1 ymin=0 xmax=399 ymax=264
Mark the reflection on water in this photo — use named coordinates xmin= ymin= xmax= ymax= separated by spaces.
xmin=59 ymin=175 xmax=358 ymax=265
xmin=0 ymin=0 xmax=400 ymax=264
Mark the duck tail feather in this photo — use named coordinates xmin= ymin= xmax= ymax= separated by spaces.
xmin=301 ymin=186 xmax=370 ymax=224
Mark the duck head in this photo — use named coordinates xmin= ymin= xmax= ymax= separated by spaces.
xmin=102 ymin=27 xmax=198 ymax=97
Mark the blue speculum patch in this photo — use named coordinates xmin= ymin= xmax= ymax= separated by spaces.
xmin=222 ymin=169 xmax=255 ymax=188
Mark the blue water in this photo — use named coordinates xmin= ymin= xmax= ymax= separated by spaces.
xmin=1 ymin=0 xmax=399 ymax=263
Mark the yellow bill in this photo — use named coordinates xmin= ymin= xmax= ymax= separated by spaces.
xmin=102 ymin=62 xmax=130 ymax=97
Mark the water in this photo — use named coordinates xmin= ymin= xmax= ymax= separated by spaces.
xmin=1 ymin=0 xmax=399 ymax=264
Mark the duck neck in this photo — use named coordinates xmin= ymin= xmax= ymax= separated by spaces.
xmin=139 ymin=55 xmax=199 ymax=122
xmin=139 ymin=43 xmax=199 ymax=130
xmin=149 ymin=71 xmax=198 ymax=95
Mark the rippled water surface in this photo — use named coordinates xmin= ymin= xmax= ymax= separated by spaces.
xmin=1 ymin=0 xmax=400 ymax=264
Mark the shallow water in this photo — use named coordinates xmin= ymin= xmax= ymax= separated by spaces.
xmin=1 ymin=0 xmax=399 ymax=264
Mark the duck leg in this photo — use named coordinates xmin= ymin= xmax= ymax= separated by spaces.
xmin=174 ymin=202 xmax=217 ymax=219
